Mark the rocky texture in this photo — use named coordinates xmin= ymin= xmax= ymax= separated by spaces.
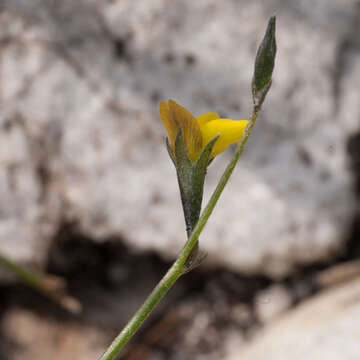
xmin=254 ymin=284 xmax=292 ymax=323
xmin=1 ymin=309 xmax=107 ymax=360
xmin=0 ymin=237 xmax=267 ymax=360
xmin=227 ymin=277 xmax=360 ymax=360
xmin=0 ymin=0 xmax=359 ymax=277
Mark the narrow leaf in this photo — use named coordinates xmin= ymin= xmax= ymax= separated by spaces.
xmin=174 ymin=127 xmax=193 ymax=172
xmin=194 ymin=135 xmax=219 ymax=177
xmin=174 ymin=128 xmax=197 ymax=235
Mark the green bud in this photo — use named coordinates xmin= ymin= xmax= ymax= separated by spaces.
xmin=252 ymin=16 xmax=277 ymax=108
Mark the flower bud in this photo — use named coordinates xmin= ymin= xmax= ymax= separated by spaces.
xmin=252 ymin=16 xmax=277 ymax=108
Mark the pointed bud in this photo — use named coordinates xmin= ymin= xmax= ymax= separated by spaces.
xmin=252 ymin=16 xmax=277 ymax=108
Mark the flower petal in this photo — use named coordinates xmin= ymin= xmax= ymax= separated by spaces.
xmin=201 ymin=119 xmax=248 ymax=157
xmin=196 ymin=112 xmax=220 ymax=126
xmin=160 ymin=101 xmax=178 ymax=149
xmin=168 ymin=100 xmax=202 ymax=161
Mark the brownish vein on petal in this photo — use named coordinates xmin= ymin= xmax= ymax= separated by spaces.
xmin=160 ymin=100 xmax=178 ymax=149
xmin=168 ymin=100 xmax=202 ymax=161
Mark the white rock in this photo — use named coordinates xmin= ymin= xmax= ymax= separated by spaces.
xmin=0 ymin=0 xmax=358 ymax=276
xmin=2 ymin=309 xmax=107 ymax=360
xmin=255 ymin=284 xmax=292 ymax=323
xmin=226 ymin=278 xmax=360 ymax=360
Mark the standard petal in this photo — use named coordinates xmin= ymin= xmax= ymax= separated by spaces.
xmin=160 ymin=101 xmax=178 ymax=149
xmin=201 ymin=119 xmax=248 ymax=157
xmin=196 ymin=112 xmax=220 ymax=126
xmin=168 ymin=100 xmax=202 ymax=161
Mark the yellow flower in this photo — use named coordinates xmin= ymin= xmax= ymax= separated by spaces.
xmin=160 ymin=99 xmax=248 ymax=162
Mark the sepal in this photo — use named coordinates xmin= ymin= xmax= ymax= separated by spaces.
xmin=194 ymin=135 xmax=219 ymax=178
xmin=168 ymin=130 xmax=219 ymax=272
xmin=166 ymin=137 xmax=176 ymax=165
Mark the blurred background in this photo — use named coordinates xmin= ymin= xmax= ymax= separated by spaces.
xmin=0 ymin=0 xmax=359 ymax=359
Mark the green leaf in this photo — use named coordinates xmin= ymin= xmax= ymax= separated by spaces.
xmin=174 ymin=128 xmax=193 ymax=168
xmin=194 ymin=135 xmax=219 ymax=176
xmin=180 ymin=135 xmax=219 ymax=268
xmin=174 ymin=132 xmax=219 ymax=238
xmin=174 ymin=128 xmax=197 ymax=236
xmin=252 ymin=16 xmax=277 ymax=108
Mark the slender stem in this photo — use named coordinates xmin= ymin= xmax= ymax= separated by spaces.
xmin=99 ymin=107 xmax=259 ymax=360
xmin=0 ymin=253 xmax=45 ymax=289
xmin=0 ymin=253 xmax=81 ymax=313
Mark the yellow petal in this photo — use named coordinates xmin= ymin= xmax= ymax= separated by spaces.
xmin=168 ymin=100 xmax=203 ymax=161
xmin=196 ymin=112 xmax=220 ymax=126
xmin=160 ymin=101 xmax=178 ymax=149
xmin=201 ymin=119 xmax=248 ymax=157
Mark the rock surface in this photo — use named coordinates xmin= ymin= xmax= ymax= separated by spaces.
xmin=254 ymin=284 xmax=292 ymax=323
xmin=0 ymin=0 xmax=359 ymax=277
xmin=1 ymin=309 xmax=107 ymax=360
xmin=226 ymin=277 xmax=360 ymax=360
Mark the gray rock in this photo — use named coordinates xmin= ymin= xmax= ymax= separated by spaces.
xmin=254 ymin=284 xmax=292 ymax=323
xmin=226 ymin=277 xmax=360 ymax=360
xmin=2 ymin=308 xmax=107 ymax=359
xmin=0 ymin=0 xmax=359 ymax=277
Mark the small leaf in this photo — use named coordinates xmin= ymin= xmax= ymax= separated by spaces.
xmin=252 ymin=16 xmax=276 ymax=108
xmin=183 ymin=135 xmax=219 ymax=236
xmin=174 ymin=133 xmax=219 ymax=238
xmin=182 ymin=242 xmax=208 ymax=274
xmin=174 ymin=128 xmax=197 ymax=235
xmin=174 ymin=127 xmax=193 ymax=173
xmin=194 ymin=135 xmax=219 ymax=178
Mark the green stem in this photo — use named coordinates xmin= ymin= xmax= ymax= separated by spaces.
xmin=0 ymin=253 xmax=45 ymax=290
xmin=0 ymin=253 xmax=81 ymax=313
xmin=99 ymin=107 xmax=259 ymax=360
